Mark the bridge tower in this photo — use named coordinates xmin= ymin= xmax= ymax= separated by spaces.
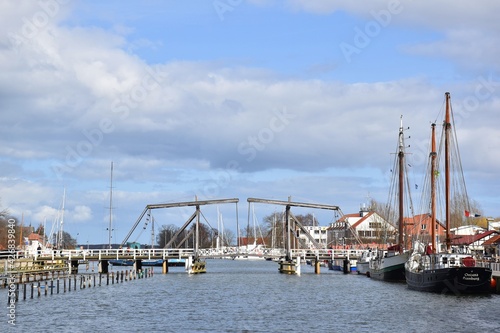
xmin=120 ymin=197 xmax=239 ymax=274
xmin=247 ymin=197 xmax=342 ymax=275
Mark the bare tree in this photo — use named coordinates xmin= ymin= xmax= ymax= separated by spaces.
xmin=450 ymin=192 xmax=483 ymax=229
xmin=219 ymin=228 xmax=235 ymax=247
xmin=157 ymin=224 xmax=181 ymax=247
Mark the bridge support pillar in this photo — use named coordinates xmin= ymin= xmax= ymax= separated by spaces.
xmin=343 ymin=259 xmax=350 ymax=274
xmin=186 ymin=257 xmax=206 ymax=274
xmin=70 ymin=260 xmax=79 ymax=274
xmin=162 ymin=259 xmax=169 ymax=274
xmin=278 ymin=257 xmax=301 ymax=275
xmin=134 ymin=260 xmax=143 ymax=273
xmin=314 ymin=258 xmax=321 ymax=274
xmin=99 ymin=260 xmax=109 ymax=274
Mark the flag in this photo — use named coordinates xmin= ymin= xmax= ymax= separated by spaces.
xmin=465 ymin=210 xmax=481 ymax=218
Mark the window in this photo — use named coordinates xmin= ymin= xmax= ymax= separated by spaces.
xmin=369 ymin=222 xmax=382 ymax=229
xmin=421 ymin=224 xmax=427 ymax=230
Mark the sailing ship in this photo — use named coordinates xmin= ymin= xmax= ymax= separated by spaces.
xmin=405 ymin=92 xmax=493 ymax=294
xmin=369 ymin=116 xmax=411 ymax=282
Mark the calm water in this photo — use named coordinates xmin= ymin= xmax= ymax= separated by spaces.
xmin=2 ymin=260 xmax=499 ymax=332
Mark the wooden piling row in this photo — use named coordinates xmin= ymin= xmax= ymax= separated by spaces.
xmin=6 ymin=268 xmax=154 ymax=304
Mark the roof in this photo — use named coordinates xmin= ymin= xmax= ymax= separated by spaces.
xmin=409 ymin=213 xmax=446 ymax=229
xmin=483 ymin=234 xmax=500 ymax=245
xmin=237 ymin=237 xmax=266 ymax=246
xmin=337 ymin=212 xmax=364 ymax=223
xmin=350 ymin=212 xmax=375 ymax=229
xmin=451 ymin=230 xmax=498 ymax=246
xmin=28 ymin=233 xmax=43 ymax=241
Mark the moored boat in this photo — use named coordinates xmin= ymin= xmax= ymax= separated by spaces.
xmin=369 ymin=245 xmax=408 ymax=281
xmin=404 ymin=92 xmax=493 ymax=294
xmin=328 ymin=258 xmax=357 ymax=273
xmin=142 ymin=259 xmax=164 ymax=267
xmin=109 ymin=259 xmax=134 ymax=266
xmin=369 ymin=117 xmax=412 ymax=282
xmin=406 ymin=242 xmax=492 ymax=293
xmin=357 ymin=249 xmax=375 ymax=276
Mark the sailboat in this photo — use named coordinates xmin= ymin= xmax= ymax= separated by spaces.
xmin=106 ymin=162 xmax=132 ymax=266
xmin=368 ymin=116 xmax=411 ymax=282
xmin=405 ymin=92 xmax=493 ymax=294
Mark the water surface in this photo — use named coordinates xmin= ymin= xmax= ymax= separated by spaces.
xmin=2 ymin=260 xmax=499 ymax=332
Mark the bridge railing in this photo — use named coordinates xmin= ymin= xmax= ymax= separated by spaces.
xmin=290 ymin=248 xmax=365 ymax=259
xmin=14 ymin=247 xmax=368 ymax=262
xmin=29 ymin=248 xmax=196 ymax=261
xmin=196 ymin=247 xmax=287 ymax=258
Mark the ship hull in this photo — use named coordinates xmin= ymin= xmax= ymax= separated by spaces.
xmin=369 ymin=252 xmax=408 ymax=282
xmin=405 ymin=267 xmax=492 ymax=294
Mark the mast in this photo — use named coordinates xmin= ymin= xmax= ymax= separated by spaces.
xmin=397 ymin=116 xmax=405 ymax=253
xmin=430 ymin=122 xmax=437 ymax=253
xmin=58 ymin=188 xmax=65 ymax=249
xmin=108 ymin=161 xmax=114 ymax=249
xmin=216 ymin=206 xmax=220 ymax=251
xmin=272 ymin=213 xmax=276 ymax=249
xmin=444 ymin=92 xmax=451 ymax=251
xmin=246 ymin=202 xmax=251 ymax=252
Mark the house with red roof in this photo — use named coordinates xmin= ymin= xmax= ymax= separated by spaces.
xmin=483 ymin=234 xmax=500 ymax=258
xmin=406 ymin=213 xmax=447 ymax=242
xmin=450 ymin=230 xmax=499 ymax=254
xmin=328 ymin=207 xmax=397 ymax=246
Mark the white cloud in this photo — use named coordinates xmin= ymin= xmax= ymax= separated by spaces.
xmin=1 ymin=1 xmax=500 ymax=245
xmin=71 ymin=205 xmax=92 ymax=221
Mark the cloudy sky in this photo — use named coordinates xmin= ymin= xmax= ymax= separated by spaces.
xmin=1 ymin=0 xmax=499 ymax=245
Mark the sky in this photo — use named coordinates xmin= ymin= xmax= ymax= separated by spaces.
xmin=1 ymin=0 xmax=499 ymax=246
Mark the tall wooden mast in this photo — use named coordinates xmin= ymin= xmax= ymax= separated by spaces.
xmin=444 ymin=92 xmax=451 ymax=251
xmin=430 ymin=122 xmax=437 ymax=253
xmin=397 ymin=116 xmax=405 ymax=253
xmin=108 ymin=161 xmax=114 ymax=249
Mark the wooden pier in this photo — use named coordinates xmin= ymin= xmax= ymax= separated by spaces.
xmin=3 ymin=267 xmax=153 ymax=304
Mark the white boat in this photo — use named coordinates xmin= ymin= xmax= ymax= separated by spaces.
xmin=357 ymin=249 xmax=375 ymax=276
xmin=369 ymin=246 xmax=408 ymax=281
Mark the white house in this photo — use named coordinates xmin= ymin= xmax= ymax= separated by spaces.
xmin=450 ymin=225 xmax=486 ymax=236
xmin=328 ymin=207 xmax=397 ymax=245
xmin=298 ymin=225 xmax=328 ymax=249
